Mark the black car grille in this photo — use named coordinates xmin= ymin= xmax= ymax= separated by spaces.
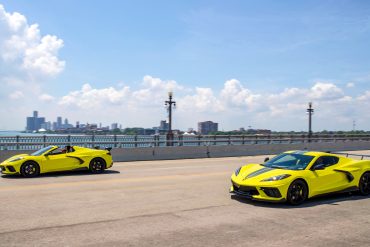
xmin=260 ymin=187 xmax=282 ymax=198
xmin=233 ymin=182 xmax=260 ymax=196
xmin=7 ymin=166 xmax=16 ymax=172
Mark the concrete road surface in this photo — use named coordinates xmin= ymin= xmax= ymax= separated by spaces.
xmin=1 ymin=151 xmax=370 ymax=246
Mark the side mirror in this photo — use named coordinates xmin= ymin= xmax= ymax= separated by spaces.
xmin=264 ymin=157 xmax=270 ymax=162
xmin=312 ymin=163 xmax=325 ymax=171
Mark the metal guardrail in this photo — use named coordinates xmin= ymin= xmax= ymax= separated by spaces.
xmin=0 ymin=134 xmax=370 ymax=151
xmin=331 ymin=152 xmax=370 ymax=160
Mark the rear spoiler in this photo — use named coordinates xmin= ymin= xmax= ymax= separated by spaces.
xmin=326 ymin=151 xmax=370 ymax=160
xmin=94 ymin=146 xmax=112 ymax=152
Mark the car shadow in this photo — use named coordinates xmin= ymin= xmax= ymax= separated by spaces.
xmin=1 ymin=169 xmax=120 ymax=179
xmin=230 ymin=192 xmax=370 ymax=208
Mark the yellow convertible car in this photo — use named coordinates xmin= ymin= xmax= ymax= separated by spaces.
xmin=230 ymin=150 xmax=370 ymax=205
xmin=0 ymin=145 xmax=113 ymax=177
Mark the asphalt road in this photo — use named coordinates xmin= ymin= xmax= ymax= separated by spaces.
xmin=1 ymin=151 xmax=370 ymax=247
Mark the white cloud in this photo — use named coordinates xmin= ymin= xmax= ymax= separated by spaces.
xmin=358 ymin=91 xmax=370 ymax=101
xmin=39 ymin=93 xmax=55 ymax=102
xmin=55 ymin=78 xmax=368 ymax=131
xmin=132 ymin=75 xmax=184 ymax=106
xmin=220 ymin=79 xmax=261 ymax=109
xmin=179 ymin=87 xmax=224 ymax=112
xmin=309 ymin=82 xmax=344 ymax=100
xmin=346 ymin=82 xmax=355 ymax=88
xmin=59 ymin=83 xmax=131 ymax=109
xmin=9 ymin=91 xmax=24 ymax=100
xmin=0 ymin=4 xmax=65 ymax=79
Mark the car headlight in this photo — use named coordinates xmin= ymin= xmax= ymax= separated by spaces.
xmin=261 ymin=174 xmax=291 ymax=182
xmin=235 ymin=167 xmax=242 ymax=176
xmin=9 ymin=157 xmax=23 ymax=162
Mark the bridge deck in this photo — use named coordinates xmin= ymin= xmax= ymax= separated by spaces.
xmin=1 ymin=151 xmax=370 ymax=246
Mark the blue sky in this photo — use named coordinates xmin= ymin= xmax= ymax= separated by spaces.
xmin=0 ymin=1 xmax=370 ymax=131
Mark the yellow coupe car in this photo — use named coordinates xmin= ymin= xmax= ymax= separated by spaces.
xmin=230 ymin=150 xmax=370 ymax=205
xmin=0 ymin=145 xmax=113 ymax=177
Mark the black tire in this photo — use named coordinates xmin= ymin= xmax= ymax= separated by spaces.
xmin=89 ymin=158 xmax=106 ymax=174
xmin=287 ymin=179 xmax=308 ymax=205
xmin=20 ymin=161 xmax=40 ymax=178
xmin=359 ymin=172 xmax=370 ymax=196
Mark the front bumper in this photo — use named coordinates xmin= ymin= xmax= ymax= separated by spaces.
xmin=230 ymin=180 xmax=287 ymax=202
xmin=0 ymin=164 xmax=19 ymax=175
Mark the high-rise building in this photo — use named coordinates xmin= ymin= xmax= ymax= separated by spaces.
xmin=57 ymin=117 xmax=62 ymax=129
xmin=41 ymin=121 xmax=52 ymax=130
xmin=159 ymin=120 xmax=169 ymax=131
xmin=111 ymin=123 xmax=118 ymax=130
xmin=35 ymin=117 xmax=45 ymax=130
xmin=198 ymin=121 xmax=218 ymax=135
xmin=76 ymin=121 xmax=80 ymax=128
xmin=26 ymin=111 xmax=46 ymax=131
xmin=26 ymin=117 xmax=35 ymax=131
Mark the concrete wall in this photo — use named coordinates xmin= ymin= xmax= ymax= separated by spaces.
xmin=1 ymin=141 xmax=370 ymax=163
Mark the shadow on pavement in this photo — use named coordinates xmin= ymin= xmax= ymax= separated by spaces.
xmin=231 ymin=192 xmax=370 ymax=208
xmin=1 ymin=169 xmax=120 ymax=179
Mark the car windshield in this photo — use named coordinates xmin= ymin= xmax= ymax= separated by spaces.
xmin=263 ymin=153 xmax=315 ymax=170
xmin=31 ymin=146 xmax=55 ymax=156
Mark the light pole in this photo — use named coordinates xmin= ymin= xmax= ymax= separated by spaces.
xmin=165 ymin=92 xmax=176 ymax=146
xmin=353 ymin=120 xmax=356 ymax=132
xmin=307 ymin=102 xmax=314 ymax=142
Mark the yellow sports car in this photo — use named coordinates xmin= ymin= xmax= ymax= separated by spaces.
xmin=0 ymin=145 xmax=113 ymax=177
xmin=230 ymin=150 xmax=370 ymax=205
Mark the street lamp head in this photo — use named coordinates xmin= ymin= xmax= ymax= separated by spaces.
xmin=168 ymin=91 xmax=173 ymax=97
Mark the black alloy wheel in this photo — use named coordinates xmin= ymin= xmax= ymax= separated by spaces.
xmin=89 ymin=158 xmax=105 ymax=174
xmin=287 ymin=180 xmax=308 ymax=205
xmin=359 ymin=172 xmax=370 ymax=196
xmin=20 ymin=161 xmax=40 ymax=178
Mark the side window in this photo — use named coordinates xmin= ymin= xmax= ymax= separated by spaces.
xmin=314 ymin=156 xmax=339 ymax=167
xmin=323 ymin=156 xmax=339 ymax=167
xmin=48 ymin=148 xmax=64 ymax=155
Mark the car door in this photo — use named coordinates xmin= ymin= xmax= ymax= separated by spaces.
xmin=309 ymin=156 xmax=349 ymax=195
xmin=43 ymin=148 xmax=80 ymax=172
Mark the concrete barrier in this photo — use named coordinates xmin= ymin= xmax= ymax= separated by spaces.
xmin=1 ymin=141 xmax=370 ymax=163
xmin=208 ymin=141 xmax=370 ymax=158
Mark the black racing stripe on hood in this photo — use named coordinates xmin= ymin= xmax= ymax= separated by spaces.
xmin=244 ymin=167 xmax=274 ymax=180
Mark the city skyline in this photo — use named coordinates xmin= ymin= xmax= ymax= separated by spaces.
xmin=23 ymin=110 xmax=223 ymax=134
xmin=1 ymin=1 xmax=370 ymax=131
